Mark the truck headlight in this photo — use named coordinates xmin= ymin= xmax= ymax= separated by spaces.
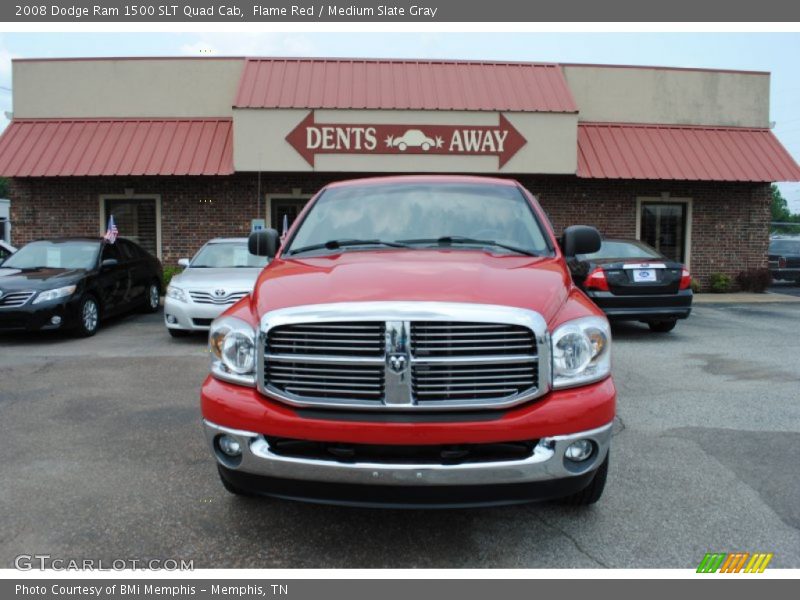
xmin=32 ymin=285 xmax=77 ymax=304
xmin=166 ymin=285 xmax=187 ymax=303
xmin=209 ymin=316 xmax=257 ymax=386
xmin=551 ymin=316 xmax=611 ymax=389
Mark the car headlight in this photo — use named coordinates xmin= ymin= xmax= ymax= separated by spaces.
xmin=551 ymin=316 xmax=611 ymax=389
xmin=32 ymin=285 xmax=77 ymax=305
xmin=166 ymin=285 xmax=187 ymax=303
xmin=209 ymin=316 xmax=257 ymax=386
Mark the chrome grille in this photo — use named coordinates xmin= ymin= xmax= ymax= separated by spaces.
xmin=412 ymin=362 xmax=537 ymax=401
xmin=0 ymin=291 xmax=36 ymax=308
xmin=189 ymin=290 xmax=249 ymax=305
xmin=265 ymin=360 xmax=385 ymax=401
xmin=267 ymin=322 xmax=384 ymax=357
xmin=258 ymin=303 xmax=549 ymax=411
xmin=411 ymin=322 xmax=536 ymax=356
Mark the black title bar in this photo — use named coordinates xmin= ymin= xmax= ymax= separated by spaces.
xmin=5 ymin=0 xmax=800 ymax=22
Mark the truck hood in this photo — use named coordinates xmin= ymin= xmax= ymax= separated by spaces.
xmin=253 ymin=250 xmax=570 ymax=324
xmin=171 ymin=267 xmax=262 ymax=293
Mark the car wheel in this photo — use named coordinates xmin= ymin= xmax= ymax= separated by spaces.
xmin=142 ymin=281 xmax=160 ymax=313
xmin=648 ymin=319 xmax=677 ymax=333
xmin=398 ymin=142 xmax=407 ymax=151
xmin=168 ymin=328 xmax=191 ymax=338
xmin=421 ymin=142 xmax=430 ymax=151
xmin=75 ymin=295 xmax=100 ymax=337
xmin=217 ymin=465 xmax=256 ymax=497
xmin=557 ymin=454 xmax=608 ymax=506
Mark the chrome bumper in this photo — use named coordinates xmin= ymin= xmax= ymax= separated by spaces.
xmin=203 ymin=420 xmax=612 ymax=487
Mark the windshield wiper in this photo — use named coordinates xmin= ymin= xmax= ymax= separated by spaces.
xmin=286 ymin=239 xmax=411 ymax=256
xmin=398 ymin=236 xmax=540 ymax=257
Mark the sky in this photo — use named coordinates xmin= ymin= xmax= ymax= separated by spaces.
xmin=0 ymin=32 xmax=799 ymax=211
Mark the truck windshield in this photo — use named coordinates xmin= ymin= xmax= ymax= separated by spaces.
xmin=2 ymin=240 xmax=101 ymax=270
xmin=286 ymin=183 xmax=551 ymax=257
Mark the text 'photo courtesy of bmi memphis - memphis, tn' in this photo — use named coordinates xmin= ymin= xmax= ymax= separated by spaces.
xmin=1 ymin=57 xmax=800 ymax=287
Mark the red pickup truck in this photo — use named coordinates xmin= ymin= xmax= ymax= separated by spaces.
xmin=201 ymin=175 xmax=616 ymax=507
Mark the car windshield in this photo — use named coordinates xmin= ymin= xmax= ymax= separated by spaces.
xmin=578 ymin=240 xmax=663 ymax=261
xmin=191 ymin=242 xmax=269 ymax=268
xmin=769 ymin=239 xmax=800 ymax=255
xmin=286 ymin=183 xmax=551 ymax=256
xmin=2 ymin=240 xmax=100 ymax=270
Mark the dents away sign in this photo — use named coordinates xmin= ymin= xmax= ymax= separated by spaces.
xmin=285 ymin=112 xmax=527 ymax=168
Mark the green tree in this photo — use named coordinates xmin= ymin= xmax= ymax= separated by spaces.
xmin=0 ymin=177 xmax=8 ymax=198
xmin=771 ymin=184 xmax=792 ymax=221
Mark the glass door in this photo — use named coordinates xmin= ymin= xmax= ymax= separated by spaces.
xmin=103 ymin=198 xmax=159 ymax=257
xmin=271 ymin=199 xmax=309 ymax=234
xmin=639 ymin=202 xmax=688 ymax=263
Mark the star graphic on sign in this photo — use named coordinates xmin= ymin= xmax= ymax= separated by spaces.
xmin=435 ymin=136 xmax=444 ymax=149
xmin=384 ymin=135 xmax=395 ymax=148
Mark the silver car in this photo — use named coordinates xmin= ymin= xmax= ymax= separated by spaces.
xmin=164 ymin=238 xmax=268 ymax=337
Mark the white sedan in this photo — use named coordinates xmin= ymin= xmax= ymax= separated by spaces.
xmin=164 ymin=238 xmax=268 ymax=337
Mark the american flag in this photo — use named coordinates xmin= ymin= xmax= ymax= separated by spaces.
xmin=104 ymin=215 xmax=118 ymax=244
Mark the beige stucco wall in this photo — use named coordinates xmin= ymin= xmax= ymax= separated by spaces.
xmin=12 ymin=58 xmax=243 ymax=118
xmin=233 ymin=109 xmax=578 ymax=174
xmin=564 ymin=65 xmax=770 ymax=127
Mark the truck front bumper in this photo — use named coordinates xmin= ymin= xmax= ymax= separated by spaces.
xmin=204 ymin=419 xmax=611 ymax=489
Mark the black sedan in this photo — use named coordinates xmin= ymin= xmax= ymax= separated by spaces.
xmin=0 ymin=237 xmax=162 ymax=336
xmin=568 ymin=238 xmax=692 ymax=333
xmin=768 ymin=236 xmax=800 ymax=283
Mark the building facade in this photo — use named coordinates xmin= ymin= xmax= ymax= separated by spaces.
xmin=1 ymin=57 xmax=799 ymax=288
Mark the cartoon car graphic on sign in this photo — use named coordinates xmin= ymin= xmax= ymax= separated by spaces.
xmin=392 ymin=129 xmax=436 ymax=151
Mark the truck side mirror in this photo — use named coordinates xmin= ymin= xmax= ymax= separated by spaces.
xmin=249 ymin=228 xmax=280 ymax=258
xmin=177 ymin=258 xmax=190 ymax=268
xmin=561 ymin=225 xmax=602 ymax=257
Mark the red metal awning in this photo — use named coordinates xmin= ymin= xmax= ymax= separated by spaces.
xmin=0 ymin=118 xmax=234 ymax=177
xmin=577 ymin=122 xmax=800 ymax=182
xmin=234 ymin=58 xmax=577 ymax=113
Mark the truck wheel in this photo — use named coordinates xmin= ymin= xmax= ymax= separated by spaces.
xmin=142 ymin=280 xmax=160 ymax=313
xmin=217 ymin=465 xmax=256 ymax=497
xmin=75 ymin=295 xmax=100 ymax=337
xmin=648 ymin=319 xmax=677 ymax=333
xmin=558 ymin=454 xmax=608 ymax=506
xmin=168 ymin=328 xmax=190 ymax=338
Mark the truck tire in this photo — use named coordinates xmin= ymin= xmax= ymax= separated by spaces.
xmin=558 ymin=454 xmax=608 ymax=506
xmin=648 ymin=319 xmax=677 ymax=333
xmin=217 ymin=465 xmax=256 ymax=497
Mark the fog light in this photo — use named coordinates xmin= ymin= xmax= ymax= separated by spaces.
xmin=50 ymin=316 xmax=62 ymax=325
xmin=218 ymin=435 xmax=242 ymax=457
xmin=565 ymin=439 xmax=594 ymax=462
xmin=166 ymin=314 xmax=177 ymax=324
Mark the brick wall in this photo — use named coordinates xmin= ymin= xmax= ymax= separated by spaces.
xmin=7 ymin=174 xmax=771 ymax=290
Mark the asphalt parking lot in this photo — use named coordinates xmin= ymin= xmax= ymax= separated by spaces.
xmin=1 ymin=302 xmax=799 ymax=569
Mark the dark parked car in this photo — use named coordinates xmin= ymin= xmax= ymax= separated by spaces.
xmin=568 ymin=238 xmax=692 ymax=333
xmin=768 ymin=236 xmax=800 ymax=283
xmin=0 ymin=237 xmax=162 ymax=336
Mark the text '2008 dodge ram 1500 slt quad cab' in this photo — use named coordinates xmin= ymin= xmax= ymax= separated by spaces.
xmin=201 ymin=175 xmax=616 ymax=508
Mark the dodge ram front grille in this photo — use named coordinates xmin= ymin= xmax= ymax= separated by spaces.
xmin=412 ymin=362 xmax=538 ymax=401
xmin=267 ymin=322 xmax=385 ymax=356
xmin=265 ymin=361 xmax=385 ymax=401
xmin=411 ymin=322 xmax=536 ymax=356
xmin=259 ymin=302 xmax=549 ymax=411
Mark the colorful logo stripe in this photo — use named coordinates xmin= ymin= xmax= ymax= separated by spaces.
xmin=697 ymin=553 xmax=773 ymax=573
